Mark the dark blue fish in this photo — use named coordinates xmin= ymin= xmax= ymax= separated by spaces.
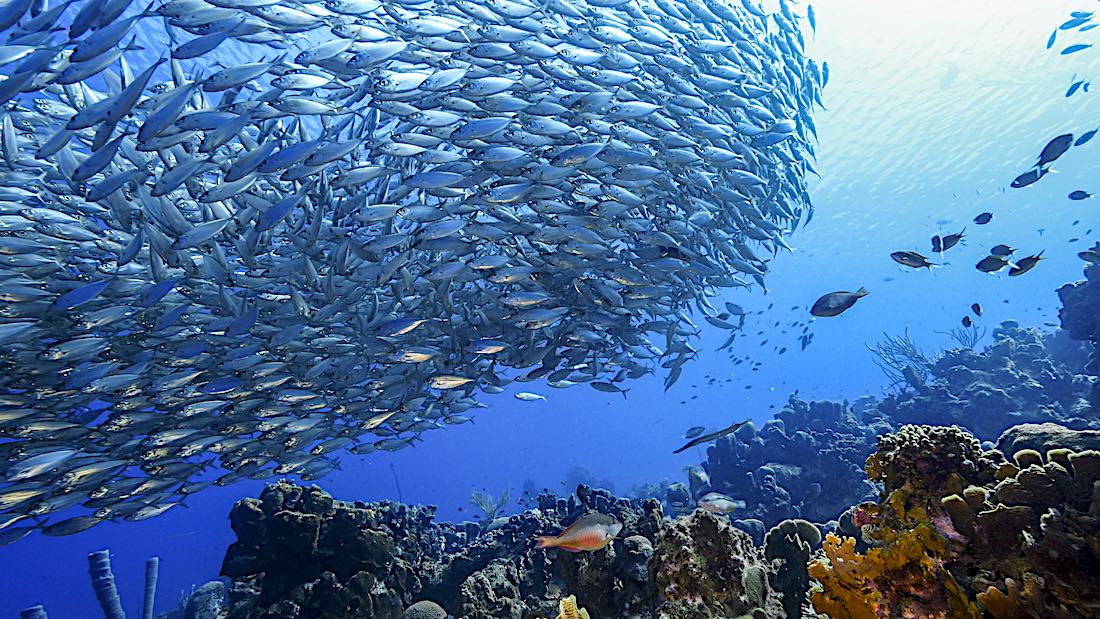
xmin=1011 ymin=167 xmax=1049 ymax=188
xmin=139 ymin=278 xmax=179 ymax=307
xmin=1067 ymin=80 xmax=1086 ymax=97
xmin=1069 ymin=190 xmax=1092 ymax=200
xmin=50 ymin=279 xmax=112 ymax=310
xmin=1075 ymin=128 xmax=1098 ymax=146
xmin=1047 ymin=30 xmax=1057 ymax=49
xmin=1061 ymin=44 xmax=1092 ymax=55
xmin=1081 ymin=24 xmax=1099 ymax=32
xmin=1037 ymin=133 xmax=1074 ymax=166
xmin=973 ymin=212 xmax=993 ymax=224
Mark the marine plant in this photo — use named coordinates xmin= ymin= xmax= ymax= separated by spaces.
xmin=470 ymin=487 xmax=510 ymax=521
xmin=936 ymin=324 xmax=988 ymax=350
xmin=866 ymin=329 xmax=941 ymax=391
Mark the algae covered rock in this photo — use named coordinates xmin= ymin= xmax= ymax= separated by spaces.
xmin=650 ymin=510 xmax=781 ymax=619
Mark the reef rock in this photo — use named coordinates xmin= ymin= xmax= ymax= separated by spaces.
xmin=701 ymin=396 xmax=879 ymax=530
xmin=997 ymin=422 xmax=1100 ymax=456
xmin=218 ymin=481 xmax=781 ymax=619
xmin=650 ymin=510 xmax=781 ymax=619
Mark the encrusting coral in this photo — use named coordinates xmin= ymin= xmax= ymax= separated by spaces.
xmin=809 ymin=424 xmax=1100 ymax=619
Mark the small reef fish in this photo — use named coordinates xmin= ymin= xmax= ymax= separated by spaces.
xmin=1011 ymin=167 xmax=1050 ymax=188
xmin=962 ymin=316 xmax=973 ymax=328
xmin=1009 ymin=252 xmax=1044 ymax=276
xmin=810 ymin=288 xmax=868 ymax=317
xmin=1079 ymin=246 xmax=1100 ymax=266
xmin=537 ymin=513 xmax=622 ymax=552
xmin=971 ymin=303 xmax=983 ymax=316
xmin=974 ymin=212 xmax=994 ymax=225
xmin=940 ymin=230 xmax=965 ymax=251
xmin=990 ymin=245 xmax=1016 ymax=256
xmin=1069 ymin=190 xmax=1092 ymax=200
xmin=514 ymin=392 xmax=546 ymax=402
xmin=697 ymin=492 xmax=747 ymax=514
xmin=682 ymin=426 xmax=706 ymax=440
xmin=1038 ymin=133 xmax=1075 ymax=167
xmin=673 ymin=420 xmax=750 ymax=454
xmin=976 ymin=255 xmax=1011 ymax=273
xmin=891 ymin=251 xmax=936 ymax=269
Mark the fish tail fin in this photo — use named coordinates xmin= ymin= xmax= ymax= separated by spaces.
xmin=537 ymin=536 xmax=558 ymax=549
xmin=855 ymin=287 xmax=868 ymax=297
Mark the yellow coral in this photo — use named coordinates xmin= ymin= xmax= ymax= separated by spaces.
xmin=555 ymin=595 xmax=590 ymax=619
xmin=809 ymin=530 xmax=980 ymax=619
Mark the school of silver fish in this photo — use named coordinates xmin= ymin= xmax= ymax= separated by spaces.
xmin=0 ymin=0 xmax=822 ymax=540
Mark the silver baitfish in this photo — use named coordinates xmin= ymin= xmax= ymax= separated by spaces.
xmin=0 ymin=0 xmax=822 ymax=536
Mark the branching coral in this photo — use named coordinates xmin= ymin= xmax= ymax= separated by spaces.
xmin=866 ymin=329 xmax=940 ymax=391
xmin=470 ymin=487 xmax=510 ymax=521
xmin=810 ymin=529 xmax=979 ymax=619
xmin=935 ymin=325 xmax=988 ymax=350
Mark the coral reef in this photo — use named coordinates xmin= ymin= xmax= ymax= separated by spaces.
xmin=700 ymin=396 xmax=879 ymax=531
xmin=1059 ymin=263 xmax=1100 ymax=414
xmin=216 ymin=481 xmax=783 ymax=619
xmin=158 ymin=581 xmax=228 ymax=619
xmin=403 ymin=601 xmax=447 ymax=619
xmin=873 ymin=323 xmax=1096 ymax=441
xmin=810 ymin=424 xmax=1100 ymax=619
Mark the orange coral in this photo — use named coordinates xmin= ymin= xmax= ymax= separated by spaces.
xmin=810 ymin=526 xmax=980 ymax=619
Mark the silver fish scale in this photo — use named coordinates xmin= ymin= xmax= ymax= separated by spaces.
xmin=0 ymin=0 xmax=821 ymax=533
